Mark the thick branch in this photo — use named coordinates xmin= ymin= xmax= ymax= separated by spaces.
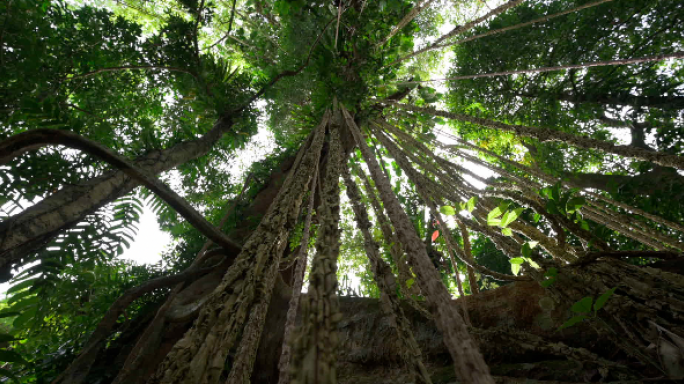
xmin=0 ymin=116 xmax=235 ymax=275
xmin=573 ymin=250 xmax=683 ymax=267
xmin=0 ymin=129 xmax=242 ymax=253
xmin=277 ymin=163 xmax=319 ymax=384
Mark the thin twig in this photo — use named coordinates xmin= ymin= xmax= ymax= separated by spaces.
xmin=205 ymin=0 xmax=238 ymax=50
xmin=393 ymin=51 xmax=684 ymax=84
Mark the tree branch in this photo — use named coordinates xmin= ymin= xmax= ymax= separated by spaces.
xmin=389 ymin=0 xmax=526 ymax=67
xmin=400 ymin=0 xmax=613 ymax=61
xmin=52 ymin=249 xmax=230 ymax=384
xmin=376 ymin=0 xmax=436 ymax=47
xmin=388 ymin=101 xmax=684 ymax=170
xmin=573 ymin=250 xmax=682 ymax=267
xmin=393 ymin=51 xmax=684 ymax=84
xmin=235 ymin=16 xmax=336 ymax=111
xmin=0 ymin=129 xmax=242 ymax=254
xmin=205 ymin=0 xmax=238 ymax=50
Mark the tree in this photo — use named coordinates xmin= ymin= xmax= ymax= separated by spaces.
xmin=1 ymin=0 xmax=683 ymax=383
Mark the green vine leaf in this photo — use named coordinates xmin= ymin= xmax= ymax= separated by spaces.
xmin=571 ymin=296 xmax=594 ymax=313
xmin=594 ymin=287 xmax=618 ymax=311
xmin=466 ymin=196 xmax=477 ymax=212
xmin=558 ymin=315 xmax=588 ymax=330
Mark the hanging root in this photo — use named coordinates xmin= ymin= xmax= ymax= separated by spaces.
xmin=291 ymin=111 xmax=344 ymax=384
xmin=342 ymin=162 xmax=432 ymax=383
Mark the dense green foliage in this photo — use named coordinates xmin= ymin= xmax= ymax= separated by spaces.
xmin=0 ymin=0 xmax=682 ymax=382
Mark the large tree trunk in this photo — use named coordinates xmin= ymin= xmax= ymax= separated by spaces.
xmin=75 ymin=140 xmax=684 ymax=382
xmin=90 ymin=260 xmax=680 ymax=383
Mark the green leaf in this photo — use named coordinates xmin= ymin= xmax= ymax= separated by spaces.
xmin=0 ymin=367 xmax=20 ymax=383
xmin=523 ymin=257 xmax=540 ymax=269
xmin=540 ymin=278 xmax=556 ymax=288
xmin=0 ymin=311 xmax=19 ymax=319
xmin=593 ymin=287 xmax=617 ymax=311
xmin=546 ymin=200 xmax=559 ymax=215
xmin=558 ymin=315 xmax=588 ymax=330
xmin=466 ymin=196 xmax=477 ymax=212
xmin=500 ymin=208 xmax=523 ymax=227
xmin=544 ymin=267 xmax=558 ymax=277
xmin=566 ymin=196 xmax=586 ymax=213
xmin=13 ymin=307 xmax=38 ymax=329
xmin=533 ymin=213 xmax=541 ymax=223
xmin=6 ymin=278 xmax=38 ymax=294
xmin=406 ymin=278 xmax=415 ymax=289
xmin=571 ymin=296 xmax=594 ymax=313
xmin=487 ymin=218 xmax=502 ymax=227
xmin=551 ymin=184 xmax=561 ymax=202
xmin=440 ymin=205 xmax=456 ymax=216
xmin=487 ymin=206 xmax=504 ymax=221
xmin=522 ymin=242 xmax=532 ymax=258
xmin=510 ymin=257 xmax=524 ymax=276
xmin=0 ymin=350 xmax=26 ymax=364
xmin=0 ymin=333 xmax=22 ymax=343
xmin=501 ymin=228 xmax=513 ymax=236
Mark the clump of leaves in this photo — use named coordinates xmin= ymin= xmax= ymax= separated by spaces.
xmin=558 ymin=287 xmax=618 ymax=330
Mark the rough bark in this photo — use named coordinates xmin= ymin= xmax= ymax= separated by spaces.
xmin=343 ymin=106 xmax=495 ymax=384
xmin=371 ymin=126 xmax=472 ymax=323
xmin=291 ymin=114 xmax=344 ymax=384
xmin=543 ymin=257 xmax=684 ymax=372
xmin=148 ymin=112 xmax=329 ymax=384
xmin=342 ymin=164 xmax=432 ymax=384
xmin=458 ymin=222 xmax=480 ymax=295
xmin=277 ymin=163 xmax=319 ymax=384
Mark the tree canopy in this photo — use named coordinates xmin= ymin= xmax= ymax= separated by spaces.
xmin=1 ymin=0 xmax=683 ymax=383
